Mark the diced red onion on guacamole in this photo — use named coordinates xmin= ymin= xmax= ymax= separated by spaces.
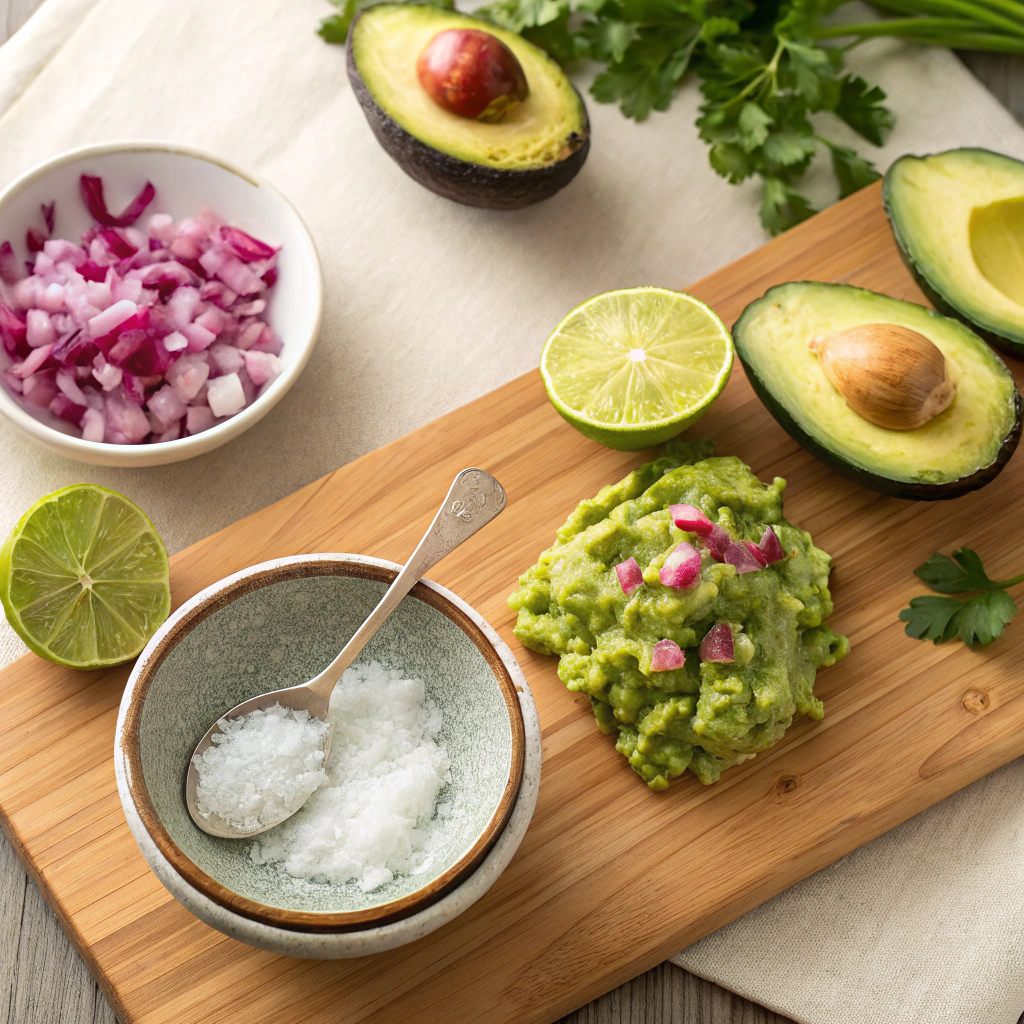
xmin=615 ymin=557 xmax=644 ymax=595
xmin=743 ymin=540 xmax=769 ymax=567
xmin=705 ymin=523 xmax=732 ymax=561
xmin=659 ymin=541 xmax=701 ymax=589
xmin=759 ymin=526 xmax=785 ymax=563
xmin=724 ymin=541 xmax=765 ymax=574
xmin=651 ymin=639 xmax=685 ymax=672
xmin=699 ymin=622 xmax=735 ymax=663
xmin=0 ymin=176 xmax=282 ymax=444
xmin=669 ymin=503 xmax=713 ymax=536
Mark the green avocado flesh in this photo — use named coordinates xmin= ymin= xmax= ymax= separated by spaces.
xmin=508 ymin=440 xmax=849 ymax=789
xmin=734 ymin=282 xmax=1020 ymax=494
xmin=885 ymin=148 xmax=1024 ymax=354
xmin=350 ymin=5 xmax=586 ymax=171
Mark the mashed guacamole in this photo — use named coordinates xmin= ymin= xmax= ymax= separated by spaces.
xmin=508 ymin=440 xmax=849 ymax=788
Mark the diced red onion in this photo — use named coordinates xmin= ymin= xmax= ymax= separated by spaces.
xmin=104 ymin=387 xmax=150 ymax=442
xmin=22 ymin=372 xmax=58 ymax=407
xmin=26 ymin=229 xmax=47 ymax=254
xmin=659 ymin=541 xmax=702 ymax=589
xmin=219 ymin=225 xmax=278 ymax=262
xmin=185 ymin=405 xmax=216 ymax=434
xmin=55 ymin=368 xmax=89 ymax=406
xmin=759 ymin=526 xmax=786 ymax=564
xmin=243 ymin=350 xmax=282 ymax=388
xmin=0 ymin=241 xmax=23 ymax=284
xmin=41 ymin=202 xmax=55 ymax=235
xmin=79 ymin=175 xmax=155 ymax=227
xmin=10 ymin=343 xmax=54 ymax=378
xmin=743 ymin=541 xmax=769 ymax=567
xmin=166 ymin=353 xmax=209 ymax=402
xmin=207 ymin=371 xmax=245 ymax=417
xmin=615 ymin=557 xmax=644 ymax=596
xmin=705 ymin=523 xmax=732 ymax=562
xmin=26 ymin=309 xmax=56 ymax=349
xmin=2 ymin=183 xmax=280 ymax=443
xmin=700 ymin=622 xmax=735 ymax=663
xmin=669 ymin=504 xmax=713 ymax=536
xmin=49 ymin=393 xmax=86 ymax=425
xmin=98 ymin=228 xmax=137 ymax=260
xmin=91 ymin=356 xmax=123 ymax=391
xmin=724 ymin=541 xmax=765 ymax=574
xmin=651 ymin=639 xmax=685 ymax=672
xmin=81 ymin=407 xmax=104 ymax=441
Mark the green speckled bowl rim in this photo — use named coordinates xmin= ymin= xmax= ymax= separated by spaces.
xmin=119 ymin=555 xmax=526 ymax=934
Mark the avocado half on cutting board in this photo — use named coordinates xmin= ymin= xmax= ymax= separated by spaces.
xmin=346 ymin=3 xmax=590 ymax=209
xmin=884 ymin=148 xmax=1024 ymax=358
xmin=733 ymin=282 xmax=1022 ymax=501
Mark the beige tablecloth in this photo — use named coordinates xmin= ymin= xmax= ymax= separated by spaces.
xmin=1 ymin=3 xmax=1023 ymax=1022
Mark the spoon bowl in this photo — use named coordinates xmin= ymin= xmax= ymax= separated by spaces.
xmin=186 ymin=468 xmax=506 ymax=838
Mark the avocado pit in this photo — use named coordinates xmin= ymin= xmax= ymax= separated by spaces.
xmin=417 ymin=29 xmax=528 ymax=123
xmin=809 ymin=322 xmax=956 ymax=431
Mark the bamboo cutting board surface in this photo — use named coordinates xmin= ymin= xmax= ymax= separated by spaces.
xmin=3 ymin=181 xmax=1024 ymax=1024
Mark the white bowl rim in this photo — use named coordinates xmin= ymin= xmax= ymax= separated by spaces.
xmin=0 ymin=138 xmax=324 ymax=460
xmin=113 ymin=552 xmax=536 ymax=937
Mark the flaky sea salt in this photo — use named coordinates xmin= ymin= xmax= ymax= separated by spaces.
xmin=193 ymin=704 xmax=329 ymax=834
xmin=251 ymin=661 xmax=451 ymax=892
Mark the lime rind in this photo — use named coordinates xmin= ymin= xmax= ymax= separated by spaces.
xmin=0 ymin=484 xmax=171 ymax=669
xmin=540 ymin=287 xmax=733 ymax=449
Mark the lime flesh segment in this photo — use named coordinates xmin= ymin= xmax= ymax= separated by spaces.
xmin=0 ymin=485 xmax=171 ymax=669
xmin=541 ymin=287 xmax=734 ymax=450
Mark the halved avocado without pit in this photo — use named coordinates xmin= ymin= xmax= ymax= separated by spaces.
xmin=884 ymin=148 xmax=1024 ymax=358
xmin=347 ymin=4 xmax=590 ymax=209
xmin=733 ymin=282 xmax=1022 ymax=500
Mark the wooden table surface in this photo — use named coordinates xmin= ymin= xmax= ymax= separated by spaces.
xmin=0 ymin=3 xmax=1022 ymax=1022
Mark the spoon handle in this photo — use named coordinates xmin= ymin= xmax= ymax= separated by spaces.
xmin=308 ymin=468 xmax=507 ymax=699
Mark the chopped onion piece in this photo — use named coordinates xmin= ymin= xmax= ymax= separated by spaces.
xmin=243 ymin=350 xmax=282 ymax=387
xmin=0 ymin=241 xmax=23 ymax=284
xmin=88 ymin=299 xmax=137 ymax=339
xmin=659 ymin=541 xmax=701 ymax=589
xmin=615 ymin=557 xmax=644 ymax=596
xmin=759 ymin=526 xmax=786 ymax=564
xmin=705 ymin=523 xmax=732 ymax=562
xmin=162 ymin=330 xmax=188 ymax=352
xmin=669 ymin=503 xmax=713 ymax=537
xmin=207 ymin=372 xmax=246 ymax=417
xmin=79 ymin=175 xmax=155 ymax=227
xmin=650 ymin=639 xmax=685 ymax=672
xmin=724 ymin=541 xmax=765 ymax=574
xmin=185 ymin=405 xmax=216 ymax=434
xmin=743 ymin=541 xmax=769 ymax=567
xmin=26 ymin=309 xmax=56 ymax=348
xmin=10 ymin=344 xmax=54 ymax=378
xmin=81 ymin=407 xmax=104 ymax=442
xmin=219 ymin=225 xmax=277 ymax=262
xmin=700 ymin=623 xmax=735 ymax=663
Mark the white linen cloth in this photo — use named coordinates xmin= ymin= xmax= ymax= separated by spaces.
xmin=0 ymin=3 xmax=1023 ymax=1022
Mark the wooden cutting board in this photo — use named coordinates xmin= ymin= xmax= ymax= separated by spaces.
xmin=3 ymin=181 xmax=1024 ymax=1024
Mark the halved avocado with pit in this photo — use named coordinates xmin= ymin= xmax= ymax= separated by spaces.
xmin=884 ymin=148 xmax=1024 ymax=358
xmin=733 ymin=282 xmax=1021 ymax=500
xmin=347 ymin=4 xmax=590 ymax=209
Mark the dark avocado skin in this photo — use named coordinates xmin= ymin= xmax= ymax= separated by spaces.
xmin=883 ymin=149 xmax=1024 ymax=361
xmin=346 ymin=11 xmax=590 ymax=210
xmin=733 ymin=283 xmax=1023 ymax=501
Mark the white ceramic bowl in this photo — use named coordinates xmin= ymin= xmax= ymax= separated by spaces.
xmin=0 ymin=141 xmax=323 ymax=467
xmin=113 ymin=553 xmax=542 ymax=958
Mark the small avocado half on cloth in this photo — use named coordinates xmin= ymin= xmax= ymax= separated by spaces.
xmin=508 ymin=440 xmax=849 ymax=789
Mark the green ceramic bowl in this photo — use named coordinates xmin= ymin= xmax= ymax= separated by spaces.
xmin=115 ymin=554 xmax=533 ymax=945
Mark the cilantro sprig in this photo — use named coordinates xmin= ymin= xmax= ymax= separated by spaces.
xmin=899 ymin=548 xmax=1024 ymax=647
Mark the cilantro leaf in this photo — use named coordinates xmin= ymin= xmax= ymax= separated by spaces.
xmin=834 ymin=75 xmax=895 ymax=146
xmin=318 ymin=0 xmax=454 ymax=43
xmin=828 ymin=142 xmax=881 ymax=198
xmin=738 ymin=103 xmax=773 ymax=152
xmin=760 ymin=177 xmax=816 ymax=235
xmin=914 ymin=547 xmax=995 ymax=594
xmin=900 ymin=591 xmax=1018 ymax=647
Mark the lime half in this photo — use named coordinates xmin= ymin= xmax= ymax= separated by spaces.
xmin=0 ymin=485 xmax=171 ymax=669
xmin=540 ymin=287 xmax=734 ymax=451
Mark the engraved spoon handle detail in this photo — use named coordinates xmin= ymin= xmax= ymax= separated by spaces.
xmin=307 ymin=468 xmax=506 ymax=700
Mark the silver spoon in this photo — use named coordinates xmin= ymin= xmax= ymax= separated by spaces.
xmin=185 ymin=468 xmax=507 ymax=839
